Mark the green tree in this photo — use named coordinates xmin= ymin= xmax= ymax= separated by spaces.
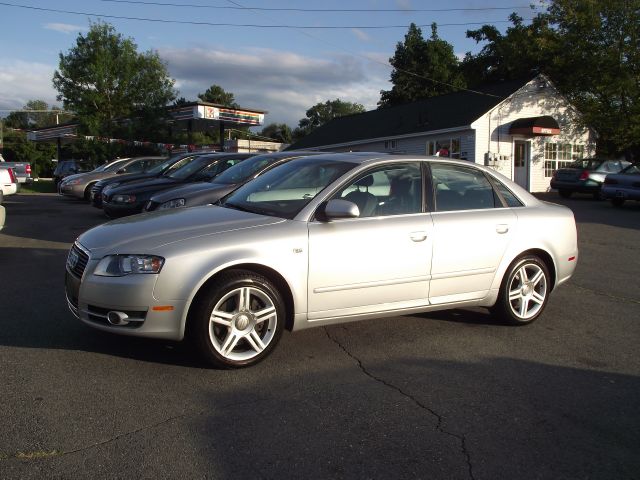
xmin=295 ymin=99 xmax=366 ymax=138
xmin=260 ymin=123 xmax=292 ymax=143
xmin=462 ymin=1 xmax=640 ymax=157
xmin=4 ymin=100 xmax=72 ymax=130
xmin=545 ymin=0 xmax=640 ymax=158
xmin=378 ymin=23 xmax=466 ymax=108
xmin=461 ymin=13 xmax=556 ymax=85
xmin=197 ymin=85 xmax=239 ymax=107
xmin=52 ymin=21 xmax=176 ymax=147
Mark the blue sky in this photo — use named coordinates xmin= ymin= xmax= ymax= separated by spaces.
xmin=0 ymin=0 xmax=543 ymax=127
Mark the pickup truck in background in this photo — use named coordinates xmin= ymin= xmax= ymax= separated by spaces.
xmin=0 ymin=154 xmax=32 ymax=184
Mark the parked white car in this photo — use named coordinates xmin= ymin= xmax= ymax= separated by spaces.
xmin=65 ymin=153 xmax=579 ymax=368
xmin=0 ymin=166 xmax=18 ymax=203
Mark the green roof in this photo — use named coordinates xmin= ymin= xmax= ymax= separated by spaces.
xmin=288 ymin=79 xmax=527 ymax=150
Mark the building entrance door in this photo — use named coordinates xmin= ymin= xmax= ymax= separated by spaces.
xmin=514 ymin=140 xmax=529 ymax=190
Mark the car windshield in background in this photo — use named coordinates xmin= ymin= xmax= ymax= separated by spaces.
xmin=212 ymin=155 xmax=288 ymax=185
xmin=222 ymin=157 xmax=355 ymax=219
xmin=621 ymin=163 xmax=640 ymax=175
xmin=568 ymin=158 xmax=603 ymax=170
xmin=166 ymin=155 xmax=211 ymax=180
xmin=104 ymin=159 xmax=130 ymax=172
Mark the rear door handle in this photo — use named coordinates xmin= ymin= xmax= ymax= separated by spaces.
xmin=410 ymin=231 xmax=428 ymax=242
xmin=496 ymin=224 xmax=509 ymax=234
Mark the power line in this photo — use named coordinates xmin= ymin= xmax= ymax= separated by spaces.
xmin=224 ymin=0 xmax=506 ymax=99
xmin=0 ymin=1 xmax=533 ymax=29
xmin=99 ymin=0 xmax=535 ymax=14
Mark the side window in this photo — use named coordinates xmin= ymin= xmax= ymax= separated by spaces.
xmin=492 ymin=178 xmax=523 ymax=207
xmin=333 ymin=163 xmax=422 ymax=218
xmin=431 ymin=163 xmax=497 ymax=212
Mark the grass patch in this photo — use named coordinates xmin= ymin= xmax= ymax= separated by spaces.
xmin=19 ymin=180 xmax=57 ymax=194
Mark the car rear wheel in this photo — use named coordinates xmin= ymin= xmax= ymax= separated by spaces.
xmin=492 ymin=255 xmax=550 ymax=325
xmin=611 ymin=197 xmax=625 ymax=207
xmin=558 ymin=189 xmax=572 ymax=198
xmin=191 ymin=270 xmax=285 ymax=368
xmin=0 ymin=190 xmax=3 ymax=204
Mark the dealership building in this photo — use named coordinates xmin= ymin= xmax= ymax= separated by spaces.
xmin=289 ymin=75 xmax=596 ymax=192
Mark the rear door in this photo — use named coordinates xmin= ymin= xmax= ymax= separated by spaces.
xmin=429 ymin=163 xmax=517 ymax=304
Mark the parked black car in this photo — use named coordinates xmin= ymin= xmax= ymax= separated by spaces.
xmin=144 ymin=151 xmax=320 ymax=212
xmin=102 ymin=153 xmax=253 ymax=217
xmin=90 ymin=152 xmax=212 ymax=208
xmin=550 ymin=158 xmax=630 ymax=199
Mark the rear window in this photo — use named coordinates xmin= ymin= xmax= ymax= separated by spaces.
xmin=568 ymin=158 xmax=603 ymax=170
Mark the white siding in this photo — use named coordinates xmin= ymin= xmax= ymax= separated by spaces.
xmin=471 ymin=76 xmax=596 ymax=192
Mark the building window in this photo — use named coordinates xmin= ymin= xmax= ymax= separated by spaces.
xmin=384 ymin=140 xmax=398 ymax=150
xmin=544 ymin=142 xmax=585 ymax=177
xmin=427 ymin=138 xmax=461 ymax=158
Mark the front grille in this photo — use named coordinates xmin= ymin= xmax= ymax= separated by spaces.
xmin=67 ymin=243 xmax=90 ymax=279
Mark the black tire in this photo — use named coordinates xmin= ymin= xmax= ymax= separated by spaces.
xmin=492 ymin=255 xmax=551 ymax=326
xmin=0 ymin=190 xmax=4 ymax=204
xmin=190 ymin=269 xmax=285 ymax=368
xmin=611 ymin=197 xmax=625 ymax=207
xmin=593 ymin=189 xmax=604 ymax=201
xmin=84 ymin=183 xmax=95 ymax=201
xmin=558 ymin=189 xmax=572 ymax=199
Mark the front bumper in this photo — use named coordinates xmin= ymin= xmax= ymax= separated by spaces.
xmin=65 ymin=254 xmax=187 ymax=340
xmin=59 ymin=183 xmax=85 ymax=198
xmin=102 ymin=200 xmax=147 ymax=217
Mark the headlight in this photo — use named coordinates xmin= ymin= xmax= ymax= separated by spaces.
xmin=66 ymin=179 xmax=82 ymax=185
xmin=159 ymin=198 xmax=186 ymax=209
xmin=94 ymin=255 xmax=165 ymax=276
xmin=112 ymin=194 xmax=136 ymax=204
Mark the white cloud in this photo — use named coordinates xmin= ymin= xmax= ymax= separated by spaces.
xmin=352 ymin=29 xmax=372 ymax=42
xmin=44 ymin=23 xmax=87 ymax=34
xmin=0 ymin=60 xmax=58 ymax=112
xmin=395 ymin=0 xmax=412 ymax=11
xmin=160 ymin=46 xmax=391 ymax=127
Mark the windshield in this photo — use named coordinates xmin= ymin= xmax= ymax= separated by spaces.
xmin=222 ymin=157 xmax=355 ymax=219
xmin=149 ymin=154 xmax=194 ymax=175
xmin=103 ymin=158 xmax=131 ymax=172
xmin=621 ymin=163 xmax=640 ymax=175
xmin=166 ymin=155 xmax=211 ymax=180
xmin=214 ymin=155 xmax=290 ymax=185
xmin=568 ymin=158 xmax=603 ymax=170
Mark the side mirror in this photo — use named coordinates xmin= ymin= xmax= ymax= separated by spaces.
xmin=116 ymin=168 xmax=126 ymax=174
xmin=320 ymin=199 xmax=360 ymax=221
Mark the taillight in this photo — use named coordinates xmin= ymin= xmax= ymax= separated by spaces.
xmin=7 ymin=167 xmax=17 ymax=183
xmin=604 ymin=177 xmax=618 ymax=185
xmin=579 ymin=170 xmax=589 ymax=181
xmin=25 ymin=164 xmax=32 ymax=175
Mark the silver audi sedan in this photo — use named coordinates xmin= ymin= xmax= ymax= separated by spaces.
xmin=65 ymin=153 xmax=578 ymax=368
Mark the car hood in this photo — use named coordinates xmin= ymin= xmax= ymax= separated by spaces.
xmin=98 ymin=172 xmax=156 ymax=187
xmin=78 ymin=205 xmax=284 ymax=253
xmin=61 ymin=172 xmax=86 ymax=183
xmin=151 ymin=181 xmax=236 ymax=203
xmin=106 ymin=176 xmax=178 ymax=194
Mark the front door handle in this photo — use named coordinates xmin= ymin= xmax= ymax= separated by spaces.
xmin=410 ymin=231 xmax=428 ymax=242
xmin=496 ymin=224 xmax=509 ymax=234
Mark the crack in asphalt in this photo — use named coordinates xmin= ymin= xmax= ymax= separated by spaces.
xmin=571 ymin=283 xmax=640 ymax=305
xmin=324 ymin=327 xmax=476 ymax=480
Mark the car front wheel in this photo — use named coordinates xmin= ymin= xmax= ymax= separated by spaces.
xmin=492 ymin=255 xmax=550 ymax=325
xmin=191 ymin=270 xmax=285 ymax=368
xmin=611 ymin=197 xmax=625 ymax=207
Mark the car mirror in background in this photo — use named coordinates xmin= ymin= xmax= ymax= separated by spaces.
xmin=321 ymin=199 xmax=360 ymax=221
xmin=117 ymin=168 xmax=126 ymax=174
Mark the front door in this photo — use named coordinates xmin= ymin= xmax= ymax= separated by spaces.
xmin=514 ymin=140 xmax=529 ymax=190
xmin=307 ymin=162 xmax=432 ymax=320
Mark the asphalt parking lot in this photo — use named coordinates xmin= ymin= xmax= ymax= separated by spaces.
xmin=0 ymin=193 xmax=638 ymax=479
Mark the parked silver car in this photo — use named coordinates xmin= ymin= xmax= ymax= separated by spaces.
xmin=59 ymin=156 xmax=166 ymax=200
xmin=550 ymin=158 xmax=630 ymax=199
xmin=65 ymin=153 xmax=578 ymax=368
